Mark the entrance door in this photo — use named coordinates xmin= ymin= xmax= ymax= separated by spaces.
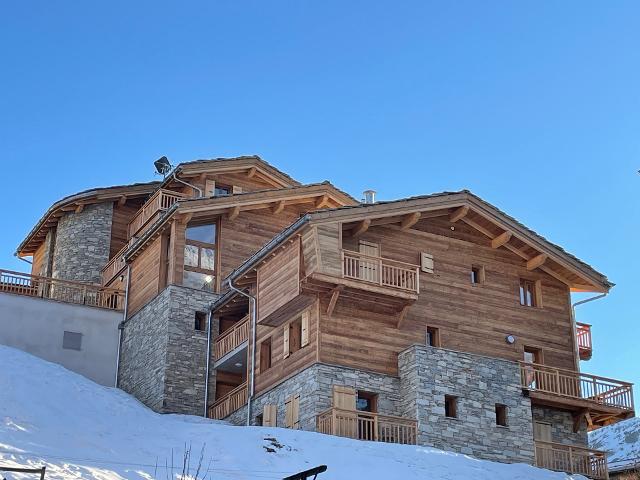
xmin=523 ymin=346 xmax=543 ymax=389
xmin=358 ymin=241 xmax=380 ymax=283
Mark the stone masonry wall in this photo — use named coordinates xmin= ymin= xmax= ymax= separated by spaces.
xmin=532 ymin=406 xmax=588 ymax=446
xmin=225 ymin=363 xmax=401 ymax=430
xmin=118 ymin=285 xmax=220 ymax=415
xmin=52 ymin=202 xmax=113 ymax=283
xmin=398 ymin=344 xmax=535 ymax=464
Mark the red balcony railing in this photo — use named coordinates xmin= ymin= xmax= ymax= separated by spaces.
xmin=576 ymin=322 xmax=593 ymax=361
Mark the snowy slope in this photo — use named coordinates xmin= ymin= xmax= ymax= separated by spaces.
xmin=0 ymin=346 xmax=584 ymax=480
xmin=590 ymin=417 xmax=640 ymax=473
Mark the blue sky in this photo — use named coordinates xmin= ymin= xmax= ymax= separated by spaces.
xmin=1 ymin=2 xmax=638 ymax=390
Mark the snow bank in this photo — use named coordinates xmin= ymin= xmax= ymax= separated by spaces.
xmin=590 ymin=417 xmax=640 ymax=473
xmin=0 ymin=346 xmax=582 ymax=479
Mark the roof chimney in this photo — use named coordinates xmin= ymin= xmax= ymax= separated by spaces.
xmin=363 ymin=190 xmax=376 ymax=204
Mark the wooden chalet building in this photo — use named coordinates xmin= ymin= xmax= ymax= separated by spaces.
xmin=8 ymin=155 xmax=635 ymax=479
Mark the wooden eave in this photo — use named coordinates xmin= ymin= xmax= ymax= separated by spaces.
xmin=160 ymin=156 xmax=302 ymax=190
xmin=308 ymin=191 xmax=611 ymax=293
xmin=17 ymin=182 xmax=160 ymax=256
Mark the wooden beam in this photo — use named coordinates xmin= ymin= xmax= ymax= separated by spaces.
xmin=315 ymin=195 xmax=331 ymax=209
xmin=491 ymin=231 xmax=512 ymax=249
xmin=326 ymin=286 xmax=343 ymax=317
xmin=118 ymin=195 xmax=127 ymax=207
xmin=449 ymin=205 xmax=470 ymax=223
xmin=400 ymin=212 xmax=421 ymax=230
xmin=271 ymin=200 xmax=286 ymax=214
xmin=247 ymin=166 xmax=257 ymax=178
xmin=349 ymin=219 xmax=371 ymax=237
xmin=180 ymin=213 xmax=193 ymax=225
xmin=527 ymin=253 xmax=548 ymax=271
xmin=75 ymin=204 xmax=84 ymax=214
xmin=198 ymin=173 xmax=207 ymax=183
xmin=397 ymin=304 xmax=411 ymax=328
xmin=227 ymin=206 xmax=240 ymax=221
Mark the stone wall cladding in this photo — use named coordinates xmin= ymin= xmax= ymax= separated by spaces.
xmin=225 ymin=363 xmax=401 ymax=431
xmin=398 ymin=344 xmax=535 ymax=464
xmin=532 ymin=406 xmax=588 ymax=446
xmin=118 ymin=285 xmax=220 ymax=415
xmin=52 ymin=202 xmax=113 ymax=283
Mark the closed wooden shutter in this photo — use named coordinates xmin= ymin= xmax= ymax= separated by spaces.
xmin=263 ymin=404 xmax=277 ymax=427
xmin=232 ymin=185 xmax=243 ymax=194
xmin=421 ymin=252 xmax=434 ymax=273
xmin=301 ymin=311 xmax=309 ymax=347
xmin=534 ymin=422 xmax=552 ymax=442
xmin=333 ymin=385 xmax=356 ymax=410
xmin=283 ymin=325 xmax=290 ymax=359
xmin=359 ymin=241 xmax=379 ymax=282
xmin=285 ymin=395 xmax=300 ymax=428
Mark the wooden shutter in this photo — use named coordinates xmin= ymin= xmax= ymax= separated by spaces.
xmin=333 ymin=385 xmax=356 ymax=410
xmin=285 ymin=395 xmax=299 ymax=428
xmin=301 ymin=311 xmax=309 ymax=347
xmin=283 ymin=325 xmax=290 ymax=359
xmin=232 ymin=185 xmax=243 ymax=194
xmin=263 ymin=404 xmax=277 ymax=427
xmin=534 ymin=422 xmax=552 ymax=442
xmin=205 ymin=179 xmax=216 ymax=197
xmin=421 ymin=252 xmax=434 ymax=273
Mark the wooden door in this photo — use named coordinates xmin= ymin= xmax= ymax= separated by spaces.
xmin=358 ymin=241 xmax=379 ymax=283
xmin=534 ymin=422 xmax=552 ymax=442
xmin=333 ymin=386 xmax=357 ymax=438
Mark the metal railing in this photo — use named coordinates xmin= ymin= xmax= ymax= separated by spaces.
xmin=208 ymin=381 xmax=248 ymax=420
xmin=128 ymin=188 xmax=185 ymax=238
xmin=520 ymin=362 xmax=634 ymax=411
xmin=341 ymin=250 xmax=419 ymax=293
xmin=317 ymin=407 xmax=417 ymax=445
xmin=576 ymin=322 xmax=593 ymax=360
xmin=0 ymin=269 xmax=125 ymax=311
xmin=535 ymin=441 xmax=608 ymax=479
xmin=214 ymin=316 xmax=249 ymax=361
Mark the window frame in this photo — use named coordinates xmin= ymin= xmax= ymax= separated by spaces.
xmin=471 ymin=265 xmax=485 ymax=285
xmin=444 ymin=395 xmax=458 ymax=418
xmin=519 ymin=278 xmax=542 ymax=307
xmin=194 ymin=311 xmax=207 ymax=332
xmin=426 ymin=326 xmax=441 ymax=347
xmin=260 ymin=337 xmax=272 ymax=372
xmin=183 ymin=220 xmax=219 ymax=291
xmin=495 ymin=404 xmax=508 ymax=427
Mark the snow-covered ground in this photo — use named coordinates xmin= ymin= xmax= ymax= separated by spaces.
xmin=590 ymin=416 xmax=640 ymax=473
xmin=0 ymin=345 xmax=584 ymax=480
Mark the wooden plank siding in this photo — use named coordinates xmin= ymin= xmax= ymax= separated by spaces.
xmin=317 ymin=216 xmax=576 ymax=375
xmin=110 ymin=200 xmax=145 ymax=258
xmin=30 ymin=240 xmax=47 ymax=277
xmin=127 ymin=236 xmax=163 ymax=316
xmin=257 ymin=239 xmax=300 ymax=323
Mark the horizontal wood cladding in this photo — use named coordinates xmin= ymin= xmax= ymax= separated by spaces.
xmin=31 ymin=240 xmax=46 ymax=276
xmin=301 ymin=227 xmax=319 ymax=277
xmin=253 ymin=297 xmax=319 ymax=395
xmin=111 ymin=200 xmax=145 ymax=258
xmin=318 ymin=218 xmax=576 ymax=376
xmin=128 ymin=236 xmax=162 ymax=316
xmin=257 ymin=239 xmax=300 ymax=324
xmin=315 ymin=224 xmax=342 ymax=277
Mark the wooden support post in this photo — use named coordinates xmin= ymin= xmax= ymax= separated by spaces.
xmin=315 ymin=195 xmax=331 ymax=209
xmin=449 ymin=205 xmax=469 ymax=223
xmin=491 ymin=231 xmax=512 ymax=249
xmin=326 ymin=286 xmax=343 ymax=317
xmin=227 ymin=206 xmax=240 ymax=221
xmin=350 ymin=219 xmax=371 ymax=237
xmin=247 ymin=166 xmax=257 ymax=178
xmin=271 ymin=200 xmax=286 ymax=214
xmin=118 ymin=195 xmax=127 ymax=207
xmin=400 ymin=212 xmax=421 ymax=230
xmin=397 ymin=304 xmax=410 ymax=328
xmin=75 ymin=203 xmax=85 ymax=214
xmin=527 ymin=253 xmax=548 ymax=271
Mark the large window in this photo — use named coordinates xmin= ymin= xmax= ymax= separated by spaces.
xmin=183 ymin=222 xmax=217 ymax=291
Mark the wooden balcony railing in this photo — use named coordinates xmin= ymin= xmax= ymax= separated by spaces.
xmin=520 ymin=362 xmax=634 ymax=411
xmin=128 ymin=189 xmax=185 ymax=238
xmin=214 ymin=316 xmax=249 ymax=361
xmin=101 ymin=243 xmax=128 ymax=286
xmin=208 ymin=381 xmax=248 ymax=420
xmin=535 ymin=441 xmax=608 ymax=479
xmin=317 ymin=407 xmax=417 ymax=445
xmin=0 ymin=269 xmax=125 ymax=311
xmin=341 ymin=250 xmax=420 ymax=294
xmin=576 ymin=322 xmax=593 ymax=361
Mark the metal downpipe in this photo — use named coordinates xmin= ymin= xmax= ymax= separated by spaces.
xmin=114 ymin=264 xmax=131 ymax=388
xmin=204 ymin=308 xmax=213 ymax=418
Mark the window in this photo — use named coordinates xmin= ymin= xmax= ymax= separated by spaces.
xmin=426 ymin=326 xmax=441 ymax=347
xmin=356 ymin=391 xmax=378 ymax=413
xmin=194 ymin=311 xmax=207 ymax=331
xmin=471 ymin=265 xmax=485 ymax=284
xmin=444 ymin=395 xmax=458 ymax=418
xmin=289 ymin=317 xmax=302 ymax=355
xmin=255 ymin=413 xmax=263 ymax=426
xmin=260 ymin=338 xmax=272 ymax=372
xmin=495 ymin=404 xmax=508 ymax=426
xmin=523 ymin=346 xmax=543 ymax=364
xmin=519 ymin=278 xmax=541 ymax=307
xmin=62 ymin=331 xmax=82 ymax=351
xmin=183 ymin=222 xmax=217 ymax=291
xmin=214 ymin=185 xmax=231 ymax=196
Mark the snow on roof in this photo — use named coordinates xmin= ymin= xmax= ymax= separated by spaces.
xmin=590 ymin=417 xmax=640 ymax=473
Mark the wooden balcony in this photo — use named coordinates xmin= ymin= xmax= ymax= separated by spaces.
xmin=520 ymin=362 xmax=634 ymax=428
xmin=0 ymin=269 xmax=125 ymax=311
xmin=128 ymin=189 xmax=185 ymax=238
xmin=342 ymin=250 xmax=420 ymax=294
xmin=214 ymin=316 xmax=249 ymax=361
xmin=317 ymin=407 xmax=417 ymax=445
xmin=101 ymin=243 xmax=128 ymax=286
xmin=535 ymin=441 xmax=608 ymax=479
xmin=208 ymin=381 xmax=248 ymax=420
xmin=577 ymin=322 xmax=593 ymax=361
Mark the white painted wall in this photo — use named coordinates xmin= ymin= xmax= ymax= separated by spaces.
xmin=0 ymin=292 xmax=121 ymax=386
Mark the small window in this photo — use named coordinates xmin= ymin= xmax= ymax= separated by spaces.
xmin=289 ymin=317 xmax=302 ymax=355
xmin=495 ymin=404 xmax=508 ymax=426
xmin=426 ymin=326 xmax=441 ymax=347
xmin=519 ymin=278 xmax=538 ymax=307
xmin=260 ymin=338 xmax=272 ymax=372
xmin=214 ymin=185 xmax=231 ymax=196
xmin=62 ymin=331 xmax=82 ymax=351
xmin=194 ymin=311 xmax=207 ymax=331
xmin=471 ymin=265 xmax=485 ymax=284
xmin=444 ymin=395 xmax=458 ymax=418
xmin=256 ymin=413 xmax=264 ymax=426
